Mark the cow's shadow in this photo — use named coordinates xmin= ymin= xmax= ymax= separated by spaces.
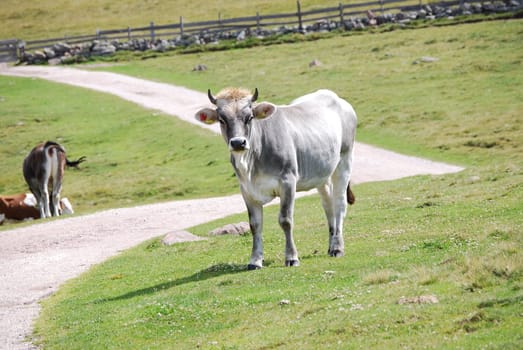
xmin=94 ymin=263 xmax=247 ymax=303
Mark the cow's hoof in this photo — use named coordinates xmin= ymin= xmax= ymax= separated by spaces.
xmin=247 ymin=264 xmax=262 ymax=270
xmin=285 ymin=259 xmax=300 ymax=267
xmin=329 ymin=250 xmax=344 ymax=258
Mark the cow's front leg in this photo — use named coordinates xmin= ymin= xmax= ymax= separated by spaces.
xmin=246 ymin=200 xmax=264 ymax=270
xmin=280 ymin=177 xmax=299 ymax=267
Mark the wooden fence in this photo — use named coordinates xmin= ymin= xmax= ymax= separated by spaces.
xmin=9 ymin=0 xmax=474 ymax=60
xmin=0 ymin=39 xmax=19 ymax=63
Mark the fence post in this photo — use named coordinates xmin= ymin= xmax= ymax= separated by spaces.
xmin=150 ymin=21 xmax=155 ymax=41
xmin=17 ymin=40 xmax=25 ymax=60
xmin=180 ymin=16 xmax=184 ymax=37
xmin=297 ymin=0 xmax=304 ymax=33
xmin=256 ymin=12 xmax=261 ymax=34
xmin=338 ymin=3 xmax=344 ymax=25
xmin=127 ymin=27 xmax=131 ymax=41
xmin=96 ymin=29 xmax=100 ymax=40
xmin=380 ymin=0 xmax=384 ymax=15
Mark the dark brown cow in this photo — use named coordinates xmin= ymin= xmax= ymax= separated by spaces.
xmin=22 ymin=141 xmax=84 ymax=218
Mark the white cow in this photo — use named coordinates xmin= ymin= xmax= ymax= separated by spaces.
xmin=196 ymin=88 xmax=357 ymax=269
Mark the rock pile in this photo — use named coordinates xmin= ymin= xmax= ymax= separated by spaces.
xmin=18 ymin=1 xmax=522 ymax=65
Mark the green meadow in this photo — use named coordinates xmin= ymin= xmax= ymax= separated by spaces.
xmin=0 ymin=77 xmax=237 ymax=213
xmin=0 ymin=0 xmax=422 ymax=40
xmin=0 ymin=16 xmax=520 ymax=350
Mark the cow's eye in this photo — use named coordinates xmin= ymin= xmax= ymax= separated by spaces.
xmin=217 ymin=114 xmax=227 ymax=125
xmin=245 ymin=114 xmax=254 ymax=124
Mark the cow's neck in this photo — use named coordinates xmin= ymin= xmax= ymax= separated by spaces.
xmin=230 ymin=123 xmax=261 ymax=182
xmin=231 ymin=150 xmax=254 ymax=181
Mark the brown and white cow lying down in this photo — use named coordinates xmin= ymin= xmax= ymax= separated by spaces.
xmin=0 ymin=193 xmax=74 ymax=223
xmin=196 ymin=88 xmax=357 ymax=269
xmin=23 ymin=141 xmax=84 ymax=219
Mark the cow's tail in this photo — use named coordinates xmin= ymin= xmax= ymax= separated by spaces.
xmin=66 ymin=156 xmax=86 ymax=168
xmin=44 ymin=141 xmax=85 ymax=168
xmin=347 ymin=182 xmax=355 ymax=205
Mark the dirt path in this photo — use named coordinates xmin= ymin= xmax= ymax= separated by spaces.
xmin=0 ymin=64 xmax=463 ymax=350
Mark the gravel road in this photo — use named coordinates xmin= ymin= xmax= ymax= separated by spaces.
xmin=0 ymin=63 xmax=463 ymax=349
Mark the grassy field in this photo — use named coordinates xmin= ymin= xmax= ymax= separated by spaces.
xmin=20 ymin=19 xmax=523 ymax=349
xmin=96 ymin=20 xmax=522 ymax=166
xmin=0 ymin=0 xmax=424 ymax=40
xmin=0 ymin=76 xmax=238 ymax=216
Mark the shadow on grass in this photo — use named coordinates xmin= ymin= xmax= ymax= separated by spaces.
xmin=94 ymin=263 xmax=247 ymax=303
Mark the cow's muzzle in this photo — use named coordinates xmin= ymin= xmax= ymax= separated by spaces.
xmin=229 ymin=137 xmax=249 ymax=152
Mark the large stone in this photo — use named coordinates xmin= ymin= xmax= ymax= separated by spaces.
xmin=208 ymin=222 xmax=250 ymax=236
xmin=398 ymin=295 xmax=439 ymax=304
xmin=48 ymin=58 xmax=61 ymax=65
xmin=52 ymin=42 xmax=71 ymax=55
xmin=91 ymin=42 xmax=116 ymax=56
xmin=161 ymin=230 xmax=205 ymax=246
xmin=43 ymin=47 xmax=56 ymax=58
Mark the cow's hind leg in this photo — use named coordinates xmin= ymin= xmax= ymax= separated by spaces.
xmin=49 ymin=147 xmax=65 ymax=216
xmin=39 ymin=181 xmax=51 ymax=218
xmin=329 ymin=153 xmax=352 ymax=257
xmin=280 ymin=176 xmax=299 ymax=267
xmin=318 ymin=181 xmax=336 ymax=255
xmin=50 ymin=181 xmax=62 ymax=216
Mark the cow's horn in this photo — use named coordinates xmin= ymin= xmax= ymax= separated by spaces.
xmin=252 ymin=88 xmax=258 ymax=102
xmin=208 ymin=89 xmax=217 ymax=105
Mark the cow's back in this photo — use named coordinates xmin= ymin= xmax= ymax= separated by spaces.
xmin=290 ymin=89 xmax=357 ymax=152
xmin=256 ymin=90 xmax=356 ymax=191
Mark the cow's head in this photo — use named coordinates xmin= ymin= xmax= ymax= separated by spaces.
xmin=195 ymin=88 xmax=276 ymax=152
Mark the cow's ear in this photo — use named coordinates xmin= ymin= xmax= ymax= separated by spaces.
xmin=253 ymin=102 xmax=276 ymax=120
xmin=195 ymin=108 xmax=218 ymax=124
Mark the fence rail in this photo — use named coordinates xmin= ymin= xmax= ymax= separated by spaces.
xmin=3 ymin=0 xmax=511 ymax=61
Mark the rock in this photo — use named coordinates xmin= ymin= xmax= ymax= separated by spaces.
xmin=395 ymin=12 xmax=406 ymax=21
xmin=52 ymin=42 xmax=71 ymax=55
xmin=60 ymin=54 xmax=77 ymax=64
xmin=161 ymin=230 xmax=205 ymax=245
xmin=91 ymin=41 xmax=116 ymax=56
xmin=423 ymin=4 xmax=433 ymax=14
xmin=236 ymin=30 xmax=246 ymax=41
xmin=309 ymin=59 xmax=322 ymax=67
xmin=420 ymin=56 xmax=439 ymax=63
xmin=152 ymin=39 xmax=172 ymax=52
xmin=192 ymin=64 xmax=207 ymax=71
xmin=398 ymin=295 xmax=439 ymax=304
xmin=43 ymin=47 xmax=56 ymax=58
xmin=208 ymin=222 xmax=250 ymax=236
xmin=48 ymin=58 xmax=62 ymax=65
xmin=32 ymin=51 xmax=47 ymax=64
xmin=414 ymin=56 xmax=439 ymax=64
